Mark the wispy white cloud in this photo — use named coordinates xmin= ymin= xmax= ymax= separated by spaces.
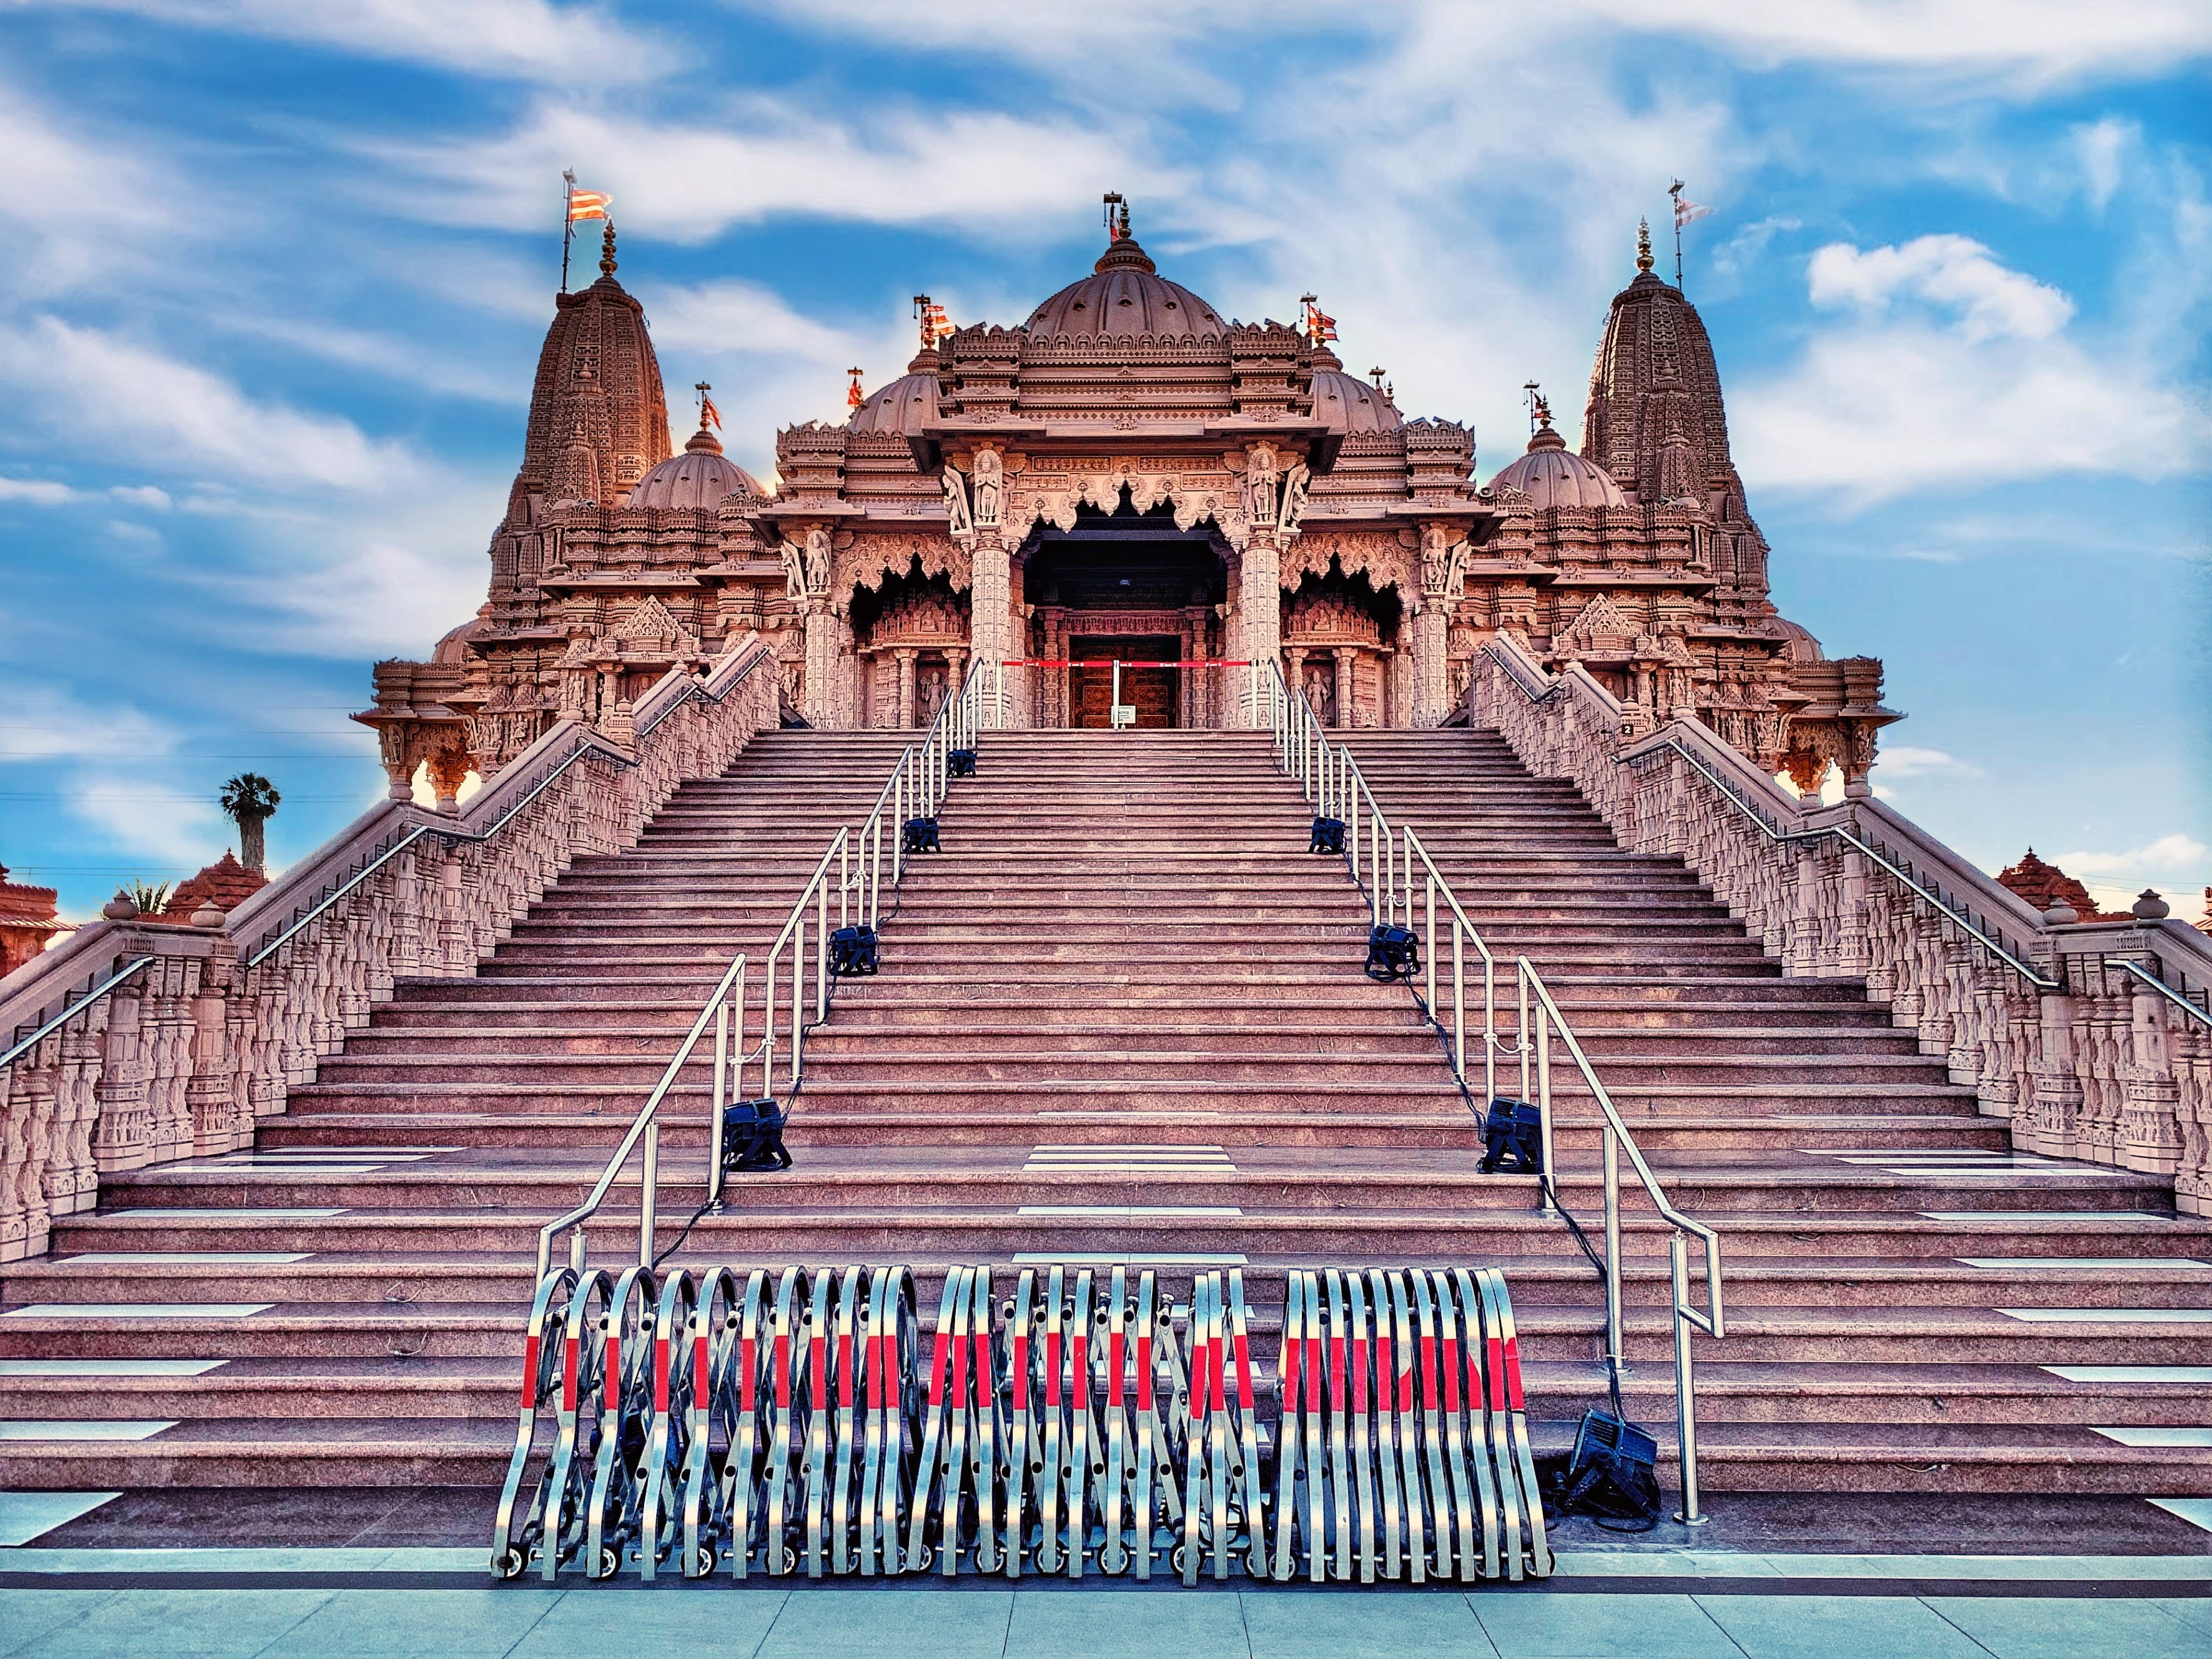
xmin=1807 ymin=234 xmax=2073 ymax=340
xmin=2051 ymin=834 xmax=2212 ymax=921
xmin=0 ymin=685 xmax=180 ymax=766
xmin=0 ymin=478 xmax=81 ymax=506
xmin=1734 ymin=237 xmax=2203 ymax=503
xmin=41 ymin=1 xmax=668 ymax=85
xmin=1872 ymin=745 xmax=1986 ymax=781
xmin=0 ymin=317 xmax=432 ymax=494
xmin=376 ymin=101 xmax=1179 ymax=243
xmin=65 ymin=777 xmax=228 ymax=869
xmin=0 ymin=77 xmax=176 ymax=296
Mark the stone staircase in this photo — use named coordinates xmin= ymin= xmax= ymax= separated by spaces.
xmin=2 ymin=725 xmax=2208 ymax=1511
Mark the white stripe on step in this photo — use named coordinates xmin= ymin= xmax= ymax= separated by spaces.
xmin=2150 ymin=1498 xmax=2212 ymax=1533
xmin=158 ymin=1165 xmax=385 ymax=1177
xmin=1999 ymin=1308 xmax=2212 ymax=1323
xmin=1962 ymin=1259 xmax=2211 ymax=1271
xmin=2046 ymin=1366 xmax=2212 ymax=1383
xmin=1018 ymin=1206 xmax=1242 ymax=1217
xmin=0 ymin=1359 xmax=228 ymax=1377
xmin=0 ymin=1493 xmax=120 ymax=1546
xmin=1 ymin=1304 xmax=272 ymax=1320
xmin=2092 ymin=1427 xmax=2212 ymax=1448
xmin=1013 ymin=1252 xmax=1248 ymax=1266
xmin=1924 ymin=1212 xmax=2176 ymax=1223
xmin=62 ymin=1253 xmax=312 ymax=1265
xmin=118 ymin=1209 xmax=345 ymax=1218
xmin=0 ymin=1422 xmax=177 ymax=1441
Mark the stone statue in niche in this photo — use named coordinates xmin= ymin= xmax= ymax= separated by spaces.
xmin=971 ymin=449 xmax=1003 ymax=527
xmin=941 ymin=464 xmax=973 ymax=537
xmin=805 ymin=527 xmax=831 ymax=597
xmin=779 ymin=539 xmax=808 ymax=603
xmin=1243 ymin=442 xmax=1281 ymax=527
xmin=1278 ymin=461 xmax=1310 ymax=532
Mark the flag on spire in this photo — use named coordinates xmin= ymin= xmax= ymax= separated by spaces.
xmin=567 ymin=189 xmax=612 ymax=222
xmin=1299 ymin=294 xmax=1338 ymax=346
xmin=1672 ymin=194 xmax=1714 ymax=230
xmin=913 ymin=294 xmax=954 ymax=349
xmin=846 ymin=368 xmax=866 ymax=411
xmin=696 ymin=382 xmax=722 ymax=431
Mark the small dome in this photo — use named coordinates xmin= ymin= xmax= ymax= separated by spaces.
xmin=1771 ymin=617 xmax=1824 ymax=664
xmin=850 ymin=352 xmax=941 ymax=435
xmin=1486 ymin=422 xmax=1626 ymax=510
xmin=627 ymin=426 xmax=762 ymax=510
xmin=1024 ymin=235 xmax=1224 ymax=341
xmin=1308 ymin=348 xmax=1400 ymax=434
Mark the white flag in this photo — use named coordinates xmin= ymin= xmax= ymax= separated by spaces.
xmin=1673 ymin=195 xmax=1715 ymax=230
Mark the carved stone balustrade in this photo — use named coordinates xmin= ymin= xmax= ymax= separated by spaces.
xmin=0 ymin=636 xmax=781 ymax=1263
xmin=1470 ymin=636 xmax=2212 ymax=1217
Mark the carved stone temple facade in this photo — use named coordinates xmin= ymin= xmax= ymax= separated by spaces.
xmin=359 ymin=218 xmax=1895 ymax=797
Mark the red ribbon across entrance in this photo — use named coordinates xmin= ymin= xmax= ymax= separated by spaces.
xmin=999 ymin=659 xmax=1253 ymax=669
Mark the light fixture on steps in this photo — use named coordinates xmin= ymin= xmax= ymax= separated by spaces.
xmin=1363 ymin=922 xmax=1418 ymax=982
xmin=831 ymin=923 xmax=880 ymax=976
xmin=719 ymin=1097 xmax=793 ymax=1172
xmin=1479 ymin=1097 xmax=1544 ymax=1175
xmin=1309 ymin=816 xmax=1346 ymax=854
xmin=902 ymin=816 xmax=941 ymax=853
xmin=948 ymin=748 xmax=978 ymax=777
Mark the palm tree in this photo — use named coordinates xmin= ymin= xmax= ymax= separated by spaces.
xmin=220 ymin=773 xmax=281 ymax=874
xmin=127 ymin=879 xmax=173 ymax=915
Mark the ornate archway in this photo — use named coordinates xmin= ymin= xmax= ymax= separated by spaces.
xmin=1282 ymin=566 xmax=1403 ymax=727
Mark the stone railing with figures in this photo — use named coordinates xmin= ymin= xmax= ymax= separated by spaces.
xmin=0 ymin=634 xmax=783 ymax=1263
xmin=1469 ymin=634 xmax=2212 ymax=1217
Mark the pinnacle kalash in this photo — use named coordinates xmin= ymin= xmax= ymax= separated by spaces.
xmin=493 ymin=1262 xmax=1553 ymax=1586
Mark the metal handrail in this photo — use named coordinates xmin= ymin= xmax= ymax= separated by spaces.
xmin=1257 ymin=657 xmax=1724 ymax=1521
xmin=0 ymin=954 xmax=157 ymax=1070
xmin=1480 ymin=642 xmax=2059 ymax=990
xmin=535 ymin=951 xmax=755 ymax=1281
xmin=2104 ymin=957 xmax=2212 ymax=1029
xmin=1517 ymin=957 xmax=1724 ymax=1525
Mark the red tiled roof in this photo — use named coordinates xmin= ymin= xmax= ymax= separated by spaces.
xmin=162 ymin=851 xmax=268 ymax=920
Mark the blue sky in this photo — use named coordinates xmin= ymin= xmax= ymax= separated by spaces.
xmin=1 ymin=1 xmax=2206 ymax=925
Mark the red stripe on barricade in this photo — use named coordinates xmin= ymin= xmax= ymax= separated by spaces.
xmin=695 ymin=1332 xmax=711 ymax=1412
xmin=1137 ymin=1329 xmax=1154 ymax=1412
xmin=1350 ymin=1334 xmax=1368 ymax=1415
xmin=951 ymin=1317 xmax=969 ymax=1408
xmin=1328 ymin=1324 xmax=1346 ymax=1414
xmin=560 ymin=1333 xmax=578 ymax=1414
xmin=775 ymin=1332 xmax=792 ymax=1411
xmin=838 ymin=1327 xmax=853 ymax=1409
xmin=1232 ymin=1330 xmax=1255 ymax=1411
xmin=1503 ymin=1334 xmax=1524 ymax=1412
xmin=810 ymin=1327 xmax=827 ymax=1412
xmin=521 ymin=1333 xmax=541 ymax=1411
xmin=925 ymin=1327 xmax=950 ymax=1407
xmin=605 ymin=1332 xmax=622 ymax=1411
xmin=1487 ymin=1334 xmax=1508 ymax=1413
xmin=654 ymin=1334 xmax=670 ymax=1415
xmin=741 ymin=1333 xmax=757 ymax=1415
xmin=1108 ymin=1329 xmax=1126 ymax=1407
xmin=1013 ymin=1329 xmax=1030 ymax=1410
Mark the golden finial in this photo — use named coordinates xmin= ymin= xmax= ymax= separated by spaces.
xmin=600 ymin=220 xmax=618 ymax=276
xmin=1636 ymin=217 xmax=1654 ymax=273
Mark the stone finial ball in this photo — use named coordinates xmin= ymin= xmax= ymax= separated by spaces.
xmin=2133 ymin=889 xmax=2171 ymax=921
xmin=102 ymin=891 xmax=139 ymax=921
xmin=191 ymin=900 xmax=226 ymax=929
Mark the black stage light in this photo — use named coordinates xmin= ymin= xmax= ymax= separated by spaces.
xmin=830 ymin=923 xmax=880 ymax=976
xmin=1479 ymin=1097 xmax=1545 ymax=1174
xmin=1309 ymin=816 xmax=1346 ymax=854
xmin=948 ymin=748 xmax=978 ymax=777
xmin=902 ymin=816 xmax=941 ymax=853
xmin=1364 ymin=923 xmax=1419 ymax=982
xmin=1558 ymin=1406 xmax=1661 ymax=1529
xmin=721 ymin=1098 xmax=793 ymax=1172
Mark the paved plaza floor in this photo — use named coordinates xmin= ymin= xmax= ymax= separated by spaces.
xmin=1 ymin=1551 xmax=2208 ymax=1658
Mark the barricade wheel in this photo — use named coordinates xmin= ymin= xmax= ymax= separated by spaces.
xmin=497 ymin=1548 xmax=524 ymax=1580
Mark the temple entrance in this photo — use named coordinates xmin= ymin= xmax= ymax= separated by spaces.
xmin=1067 ymin=637 xmax=1180 ymax=728
xmin=1022 ymin=504 xmax=1229 ymax=729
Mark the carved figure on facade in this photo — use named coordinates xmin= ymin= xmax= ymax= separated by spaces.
xmin=941 ymin=463 xmax=974 ymax=539
xmin=971 ymin=448 xmax=1004 ymax=527
xmin=1278 ymin=461 xmax=1310 ymax=533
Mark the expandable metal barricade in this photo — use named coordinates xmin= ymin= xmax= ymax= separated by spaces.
xmin=495 ymin=1262 xmax=1551 ymax=1585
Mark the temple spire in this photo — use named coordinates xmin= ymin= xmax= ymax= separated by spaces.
xmin=1635 ymin=217 xmax=1655 ymax=274
xmin=599 ymin=220 xmax=618 ymax=277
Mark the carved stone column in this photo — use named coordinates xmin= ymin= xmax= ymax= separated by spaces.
xmin=967 ymin=529 xmax=1010 ymax=724
xmin=2028 ymin=993 xmax=2084 ymax=1158
xmin=801 ymin=597 xmax=837 ymax=728
xmin=1332 ymin=648 xmax=1355 ymax=729
xmin=1239 ymin=529 xmax=1282 ymax=726
xmin=1412 ymin=598 xmax=1452 ymax=728
xmin=2122 ymin=986 xmax=2184 ymax=1176
xmin=895 ymin=649 xmax=918 ymax=729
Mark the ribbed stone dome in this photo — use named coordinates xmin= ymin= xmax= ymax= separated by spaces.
xmin=1486 ymin=422 xmax=1627 ymax=510
xmin=626 ymin=426 xmax=761 ymax=509
xmin=1308 ymin=349 xmax=1400 ymax=434
xmin=1023 ymin=236 xmax=1224 ymax=340
xmin=849 ymin=352 xmax=942 ymax=435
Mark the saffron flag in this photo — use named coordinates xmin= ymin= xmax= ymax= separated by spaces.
xmin=847 ymin=370 xmax=866 ymax=411
xmin=1673 ymin=195 xmax=1714 ymax=230
xmin=1310 ymin=308 xmax=1338 ymax=343
xmin=700 ymin=394 xmax=722 ymax=430
xmin=568 ymin=189 xmax=612 ymax=222
xmin=924 ymin=302 xmax=953 ymax=343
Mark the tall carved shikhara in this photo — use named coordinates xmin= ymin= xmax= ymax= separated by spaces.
xmin=359 ymin=224 xmax=1895 ymax=795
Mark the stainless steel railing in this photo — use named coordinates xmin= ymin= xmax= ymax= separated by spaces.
xmin=1255 ymin=658 xmax=1725 ymax=1521
xmin=537 ymin=662 xmax=999 ymax=1281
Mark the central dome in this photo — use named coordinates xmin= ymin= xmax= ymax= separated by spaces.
xmin=1486 ymin=421 xmax=1627 ymax=510
xmin=1024 ymin=235 xmax=1224 ymax=341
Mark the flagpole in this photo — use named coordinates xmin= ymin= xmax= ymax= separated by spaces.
xmin=1668 ymin=179 xmax=1685 ymax=293
xmin=561 ymin=169 xmax=576 ymax=294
